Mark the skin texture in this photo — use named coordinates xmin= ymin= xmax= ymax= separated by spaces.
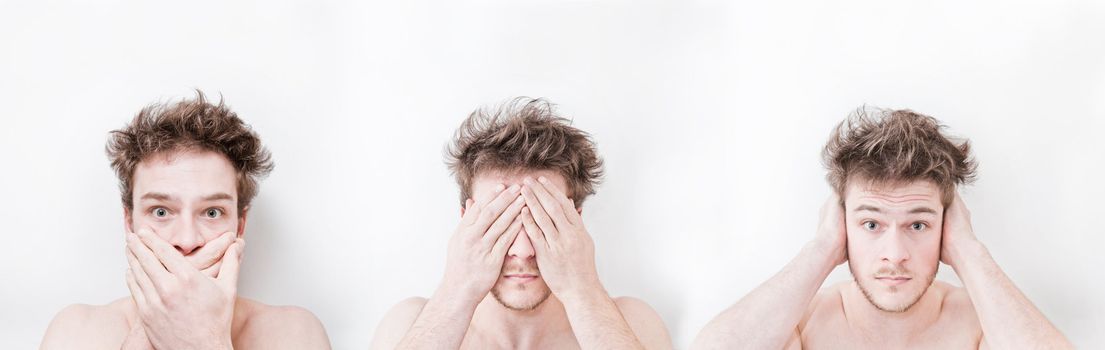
xmin=41 ymin=150 xmax=331 ymax=350
xmin=692 ymin=179 xmax=1072 ymax=350
xmin=371 ymin=170 xmax=672 ymax=350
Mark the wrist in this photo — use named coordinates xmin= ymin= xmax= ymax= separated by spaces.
xmin=948 ymin=238 xmax=988 ymax=271
xmin=432 ymin=278 xmax=486 ymax=309
xmin=806 ymin=238 xmax=844 ymax=272
xmin=554 ymin=278 xmax=607 ymax=307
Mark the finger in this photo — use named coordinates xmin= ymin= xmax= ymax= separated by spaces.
xmin=216 ymin=240 xmax=244 ymax=291
xmin=462 ymin=183 xmax=505 ymax=226
xmin=201 ymin=260 xmax=223 ymax=278
xmin=520 ymin=181 xmax=561 ymax=241
xmin=135 ymin=229 xmax=195 ymax=276
xmin=125 ymin=248 xmax=161 ymax=305
xmin=537 ymin=176 xmax=581 ymax=225
xmin=127 ymin=233 xmax=172 ymax=292
xmin=520 ymin=207 xmax=549 ymax=251
xmin=460 ymin=196 xmax=479 ymax=226
xmin=125 ymin=268 xmax=147 ymax=306
xmin=186 ymin=232 xmax=235 ymax=271
xmin=471 ymin=184 xmax=522 ymax=231
xmin=492 ymin=216 xmax=524 ymax=256
xmin=524 ymin=178 xmax=573 ymax=233
xmin=482 ymin=194 xmax=526 ymax=243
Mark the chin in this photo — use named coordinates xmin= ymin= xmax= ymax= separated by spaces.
xmin=490 ymin=283 xmax=552 ymax=311
xmin=856 ymin=277 xmax=935 ymax=313
xmin=870 ymin=294 xmax=921 ymax=313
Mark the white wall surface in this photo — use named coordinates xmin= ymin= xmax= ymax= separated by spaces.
xmin=1 ymin=0 xmax=1103 ymax=348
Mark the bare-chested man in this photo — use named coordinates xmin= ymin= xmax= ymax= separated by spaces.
xmin=41 ymin=92 xmax=331 ymax=349
xmin=693 ymin=108 xmax=1072 ymax=349
xmin=370 ymin=98 xmax=672 ymax=350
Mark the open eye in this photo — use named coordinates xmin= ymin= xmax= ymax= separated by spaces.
xmin=911 ymin=222 xmax=928 ymax=231
xmin=862 ymin=220 xmax=879 ymax=231
xmin=151 ymin=207 xmax=169 ymax=218
xmin=205 ymin=208 xmax=223 ymax=219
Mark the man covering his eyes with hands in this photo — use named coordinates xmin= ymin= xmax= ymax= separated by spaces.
xmin=370 ymin=98 xmax=672 ymax=350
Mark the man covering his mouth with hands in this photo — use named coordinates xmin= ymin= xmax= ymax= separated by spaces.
xmin=370 ymin=98 xmax=672 ymax=350
xmin=41 ymin=92 xmax=331 ymax=350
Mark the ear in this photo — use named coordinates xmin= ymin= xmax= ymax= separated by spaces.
xmin=577 ymin=207 xmax=583 ymax=215
xmin=237 ymin=205 xmax=249 ymax=239
xmin=123 ymin=206 xmax=134 ymax=235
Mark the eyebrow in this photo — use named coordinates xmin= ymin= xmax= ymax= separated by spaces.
xmin=853 ymin=205 xmax=938 ymax=215
xmin=202 ymin=193 xmax=235 ymax=202
xmin=138 ymin=192 xmax=234 ymax=202
xmin=908 ymin=207 xmax=938 ymax=214
xmin=854 ymin=205 xmax=881 ymax=213
xmin=139 ymin=192 xmax=174 ymax=201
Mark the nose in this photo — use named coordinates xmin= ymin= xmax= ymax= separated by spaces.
xmin=167 ymin=218 xmax=206 ymax=256
xmin=879 ymin=227 xmax=911 ymax=264
xmin=507 ymin=226 xmax=536 ymax=259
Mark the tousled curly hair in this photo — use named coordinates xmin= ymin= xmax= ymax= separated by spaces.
xmin=106 ymin=91 xmax=273 ymax=214
xmin=446 ymin=97 xmax=604 ymax=208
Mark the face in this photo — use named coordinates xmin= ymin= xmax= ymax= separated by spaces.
xmin=124 ymin=149 xmax=246 ymax=268
xmin=844 ymin=178 xmax=943 ymax=313
xmin=465 ymin=169 xmax=573 ymax=311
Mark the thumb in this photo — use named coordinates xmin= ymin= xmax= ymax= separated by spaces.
xmin=216 ymin=239 xmax=244 ymax=291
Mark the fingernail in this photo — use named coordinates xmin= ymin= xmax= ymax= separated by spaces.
xmin=509 ymin=184 xmax=520 ymax=192
xmin=523 ymin=177 xmax=534 ymax=184
xmin=495 ymin=184 xmax=506 ymax=192
xmin=538 ymin=176 xmax=549 ymax=183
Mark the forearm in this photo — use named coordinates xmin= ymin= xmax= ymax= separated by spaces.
xmin=396 ymin=285 xmax=481 ymax=350
xmin=692 ymin=240 xmax=837 ymax=350
xmin=952 ymin=240 xmax=1073 ymax=349
xmin=560 ymin=285 xmax=646 ymax=350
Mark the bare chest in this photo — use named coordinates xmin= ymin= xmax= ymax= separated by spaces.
xmin=800 ymin=314 xmax=980 ymax=350
xmin=459 ymin=329 xmax=580 ymax=350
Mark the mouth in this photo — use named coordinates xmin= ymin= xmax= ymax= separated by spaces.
xmin=503 ymin=273 xmax=540 ymax=283
xmin=874 ymin=276 xmax=912 ymax=286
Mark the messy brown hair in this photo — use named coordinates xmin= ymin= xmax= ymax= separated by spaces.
xmin=823 ymin=107 xmax=977 ymax=206
xmin=446 ymin=97 xmax=604 ymax=208
xmin=106 ymin=91 xmax=274 ymax=214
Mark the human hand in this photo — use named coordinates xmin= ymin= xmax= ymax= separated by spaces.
xmin=441 ymin=184 xmax=526 ymax=302
xmin=519 ymin=176 xmax=601 ymax=298
xmin=184 ymin=232 xmax=237 ymax=278
xmin=124 ymin=228 xmax=243 ymax=350
xmin=940 ymin=192 xmax=980 ymax=269
xmin=814 ymin=194 xmax=848 ymax=266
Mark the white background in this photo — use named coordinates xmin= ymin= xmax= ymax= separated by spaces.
xmin=2 ymin=0 xmax=1103 ymax=348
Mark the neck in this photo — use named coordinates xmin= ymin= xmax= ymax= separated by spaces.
xmin=842 ymin=281 xmax=945 ymax=342
xmin=467 ymin=294 xmax=572 ymax=348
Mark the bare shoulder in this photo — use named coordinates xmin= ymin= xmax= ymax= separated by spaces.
xmin=938 ymin=282 xmax=977 ymax=314
xmin=793 ymin=281 xmax=848 ymax=348
xmin=802 ymin=281 xmax=847 ymax=326
xmin=234 ymin=298 xmax=331 ymax=350
xmin=934 ymin=282 xmax=982 ymax=327
xmin=369 ymin=297 xmax=429 ymax=350
xmin=40 ymin=298 xmax=132 ymax=350
xmin=613 ymin=296 xmax=673 ymax=350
